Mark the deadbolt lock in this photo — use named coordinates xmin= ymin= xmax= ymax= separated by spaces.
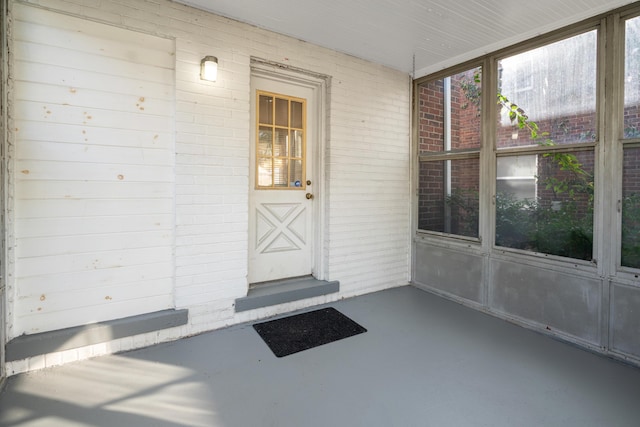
xmin=307 ymin=180 xmax=312 ymax=186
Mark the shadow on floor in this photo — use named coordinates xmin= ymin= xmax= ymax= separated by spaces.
xmin=2 ymin=286 xmax=640 ymax=427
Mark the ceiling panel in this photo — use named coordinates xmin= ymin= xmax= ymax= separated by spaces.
xmin=173 ymin=0 xmax=637 ymax=77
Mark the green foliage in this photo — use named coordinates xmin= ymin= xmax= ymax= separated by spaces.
xmin=459 ymin=75 xmax=482 ymax=112
xmin=463 ymin=69 xmax=594 ymax=196
xmin=495 ymin=193 xmax=536 ymax=249
xmin=624 ymin=126 xmax=640 ymax=139
xmin=457 ymin=69 xmax=640 ymax=263
xmin=540 ymin=151 xmax=593 ymax=200
xmin=529 ymin=200 xmax=593 ymax=260
xmin=622 ymin=193 xmax=640 ymax=268
xmin=495 ymin=193 xmax=594 ymax=260
xmin=445 ymin=188 xmax=479 ymax=238
xmin=497 ymin=94 xmax=592 ymax=190
xmin=493 ymin=79 xmax=597 ymax=259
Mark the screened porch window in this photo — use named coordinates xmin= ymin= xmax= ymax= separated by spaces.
xmin=417 ymin=67 xmax=482 ymax=239
xmin=621 ymin=15 xmax=640 ymax=269
xmin=494 ymin=30 xmax=597 ymax=261
xmin=622 ymin=147 xmax=640 ymax=268
xmin=413 ymin=6 xmax=640 ymax=292
xmin=496 ymin=155 xmax=537 ymax=202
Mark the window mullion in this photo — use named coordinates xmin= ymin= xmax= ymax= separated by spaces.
xmin=482 ymin=56 xmax=498 ymax=254
xmin=600 ymin=13 xmax=620 ymax=277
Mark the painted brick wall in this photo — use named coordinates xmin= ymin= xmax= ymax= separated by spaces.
xmin=325 ymin=56 xmax=411 ymax=296
xmin=6 ymin=0 xmax=411 ymax=370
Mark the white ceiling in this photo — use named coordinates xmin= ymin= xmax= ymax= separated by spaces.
xmin=174 ymin=0 xmax=637 ymax=78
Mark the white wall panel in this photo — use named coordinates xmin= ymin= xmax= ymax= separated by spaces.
xmin=6 ymin=0 xmax=411 ymax=372
xmin=12 ymin=4 xmax=176 ymax=335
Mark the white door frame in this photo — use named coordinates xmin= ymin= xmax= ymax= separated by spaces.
xmin=249 ymin=58 xmax=330 ymax=282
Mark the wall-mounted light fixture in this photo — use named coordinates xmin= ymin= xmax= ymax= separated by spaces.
xmin=200 ymin=56 xmax=218 ymax=82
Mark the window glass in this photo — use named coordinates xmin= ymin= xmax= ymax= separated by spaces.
xmin=291 ymin=101 xmax=303 ymax=128
xmin=273 ymin=158 xmax=288 ymax=187
xmin=497 ymin=30 xmax=598 ymax=148
xmin=275 ymin=98 xmax=288 ymax=127
xmin=622 ymin=147 xmax=640 ymax=268
xmin=418 ymin=69 xmax=482 ymax=154
xmin=625 ymin=16 xmax=640 ymax=138
xmin=417 ymin=66 xmax=482 ymax=238
xmin=418 ymin=158 xmax=480 ymax=238
xmin=256 ymin=92 xmax=306 ymax=189
xmin=258 ymin=157 xmax=272 ymax=187
xmin=495 ymin=150 xmax=594 ymax=260
xmin=290 ymin=159 xmax=303 ymax=186
xmin=496 ymin=155 xmax=537 ymax=201
xmin=274 ymin=129 xmax=288 ymax=156
xmin=258 ymin=127 xmax=272 ymax=155
xmin=259 ymin=95 xmax=273 ymax=125
xmin=290 ymin=130 xmax=303 ymax=157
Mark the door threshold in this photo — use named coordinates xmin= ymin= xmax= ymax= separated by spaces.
xmin=235 ymin=276 xmax=339 ymax=312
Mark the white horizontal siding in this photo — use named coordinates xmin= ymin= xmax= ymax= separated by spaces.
xmin=16 ymin=231 xmax=172 ymax=258
xmin=15 ymin=214 xmax=173 ymax=238
xmin=12 ymin=4 xmax=176 ymax=334
xmin=16 ymin=261 xmax=174 ymax=294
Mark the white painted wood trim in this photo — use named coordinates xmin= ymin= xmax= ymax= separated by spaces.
xmin=249 ymin=58 xmax=330 ymax=281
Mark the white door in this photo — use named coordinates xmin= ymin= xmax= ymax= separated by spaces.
xmin=248 ymin=75 xmax=317 ymax=284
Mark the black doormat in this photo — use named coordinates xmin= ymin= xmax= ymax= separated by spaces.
xmin=253 ymin=307 xmax=367 ymax=357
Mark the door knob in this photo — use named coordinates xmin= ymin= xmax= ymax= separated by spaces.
xmin=306 ymin=193 xmax=314 ymax=200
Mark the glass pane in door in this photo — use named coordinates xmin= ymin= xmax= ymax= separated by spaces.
xmin=256 ymin=91 xmax=306 ymax=189
xmin=275 ymin=98 xmax=288 ymax=127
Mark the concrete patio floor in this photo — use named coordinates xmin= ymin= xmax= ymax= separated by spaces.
xmin=1 ymin=285 xmax=640 ymax=427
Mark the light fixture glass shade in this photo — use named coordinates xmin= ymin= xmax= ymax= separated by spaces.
xmin=200 ymin=56 xmax=218 ymax=81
